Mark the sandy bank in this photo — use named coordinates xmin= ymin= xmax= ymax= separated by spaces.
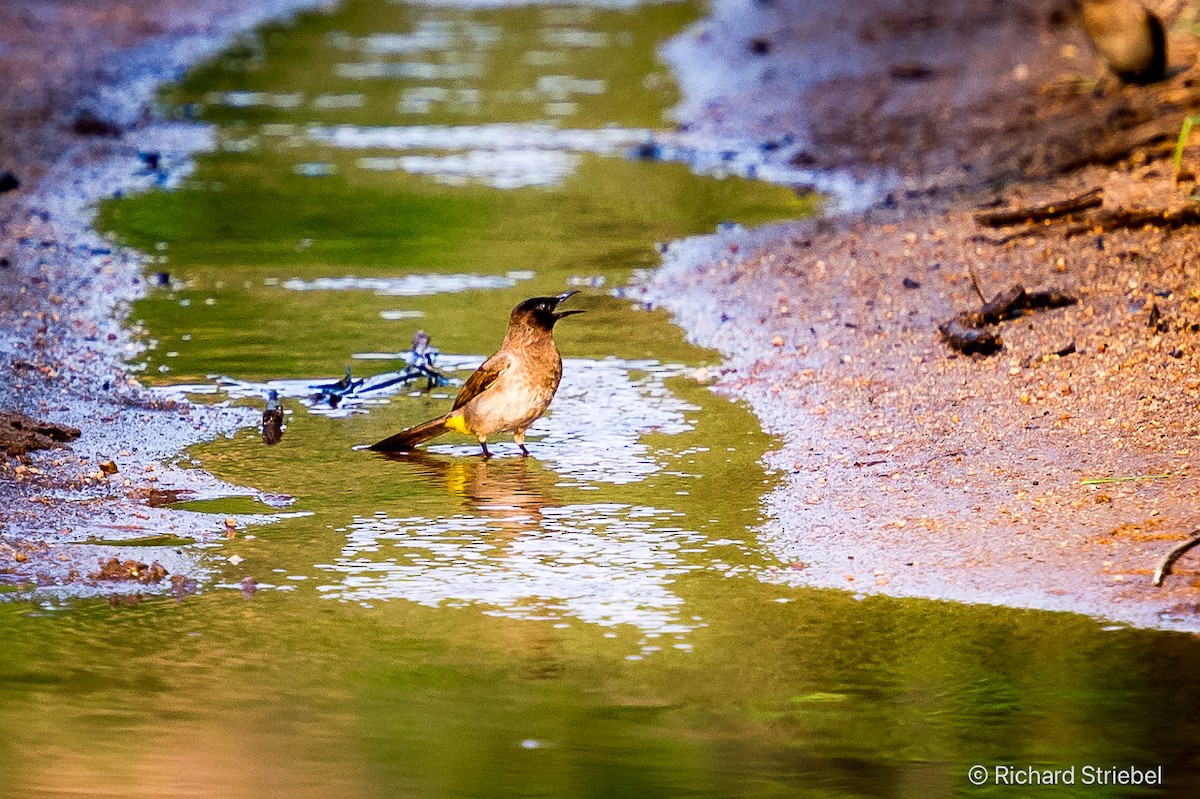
xmin=0 ymin=0 xmax=327 ymax=593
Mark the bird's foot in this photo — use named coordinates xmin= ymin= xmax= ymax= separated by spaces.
xmin=518 ymin=444 xmax=529 ymax=457
xmin=479 ymin=442 xmax=492 ymax=459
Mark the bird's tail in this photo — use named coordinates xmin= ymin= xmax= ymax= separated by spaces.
xmin=369 ymin=414 xmax=451 ymax=452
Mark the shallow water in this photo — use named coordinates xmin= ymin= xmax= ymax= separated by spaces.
xmin=4 ymin=0 xmax=1200 ymax=795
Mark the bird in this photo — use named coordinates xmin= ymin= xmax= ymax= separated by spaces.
xmin=369 ymin=291 xmax=583 ymax=458
xmin=262 ymin=389 xmax=284 ymax=446
xmin=1080 ymin=0 xmax=1167 ymax=84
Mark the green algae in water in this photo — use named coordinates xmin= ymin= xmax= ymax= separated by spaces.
xmin=100 ymin=0 xmax=805 ymax=642
xmin=99 ymin=0 xmax=807 ymax=660
xmin=104 ymin=1 xmax=814 ymax=379
xmin=0 ymin=587 xmax=1198 ymax=795
xmin=23 ymin=0 xmax=1198 ymax=796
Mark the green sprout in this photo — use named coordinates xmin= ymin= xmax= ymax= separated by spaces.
xmin=1173 ymin=115 xmax=1200 ymax=176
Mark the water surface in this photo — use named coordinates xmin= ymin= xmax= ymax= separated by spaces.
xmin=4 ymin=0 xmax=1199 ymax=795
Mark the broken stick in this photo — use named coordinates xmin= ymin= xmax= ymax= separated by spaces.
xmin=1062 ymin=205 xmax=1200 ymax=238
xmin=938 ymin=318 xmax=1002 ymax=355
xmin=973 ymin=187 xmax=1103 ymax=227
xmin=939 ymin=284 xmax=1077 ymax=356
xmin=1152 ymin=529 xmax=1200 ymax=586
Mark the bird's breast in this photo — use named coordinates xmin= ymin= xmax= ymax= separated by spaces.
xmin=464 ymin=354 xmax=562 ymax=435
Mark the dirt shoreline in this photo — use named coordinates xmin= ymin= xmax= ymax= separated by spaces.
xmin=646 ymin=0 xmax=1200 ymax=631
xmin=0 ymin=0 xmax=327 ymax=594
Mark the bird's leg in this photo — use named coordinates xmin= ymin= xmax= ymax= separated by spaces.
xmin=479 ymin=440 xmax=491 ymax=459
xmin=514 ymin=429 xmax=529 ymax=457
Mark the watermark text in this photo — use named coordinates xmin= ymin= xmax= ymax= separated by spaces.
xmin=967 ymin=764 xmax=1162 ymax=787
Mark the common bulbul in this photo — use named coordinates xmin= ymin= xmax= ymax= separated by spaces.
xmin=1080 ymin=0 xmax=1167 ymax=84
xmin=369 ymin=291 xmax=583 ymax=458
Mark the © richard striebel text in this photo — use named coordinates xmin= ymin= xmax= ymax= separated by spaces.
xmin=967 ymin=764 xmax=1162 ymax=787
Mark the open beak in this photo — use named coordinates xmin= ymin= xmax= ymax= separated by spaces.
xmin=552 ymin=290 xmax=585 ymax=318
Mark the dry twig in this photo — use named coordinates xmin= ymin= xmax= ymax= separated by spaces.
xmin=973 ymin=187 xmax=1103 ymax=227
xmin=1062 ymin=205 xmax=1200 ymax=238
xmin=1153 ymin=530 xmax=1200 ymax=586
xmin=939 ymin=284 xmax=1077 ymax=356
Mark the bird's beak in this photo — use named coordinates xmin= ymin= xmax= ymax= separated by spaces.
xmin=552 ymin=290 xmax=584 ymax=318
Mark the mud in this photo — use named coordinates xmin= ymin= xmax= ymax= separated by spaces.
xmin=90 ymin=556 xmax=168 ymax=583
xmin=0 ymin=409 xmax=80 ymax=457
xmin=646 ymin=0 xmax=1200 ymax=630
xmin=0 ymin=0 xmax=326 ymax=592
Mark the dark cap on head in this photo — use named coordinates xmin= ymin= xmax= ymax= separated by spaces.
xmin=511 ymin=290 xmax=584 ymax=329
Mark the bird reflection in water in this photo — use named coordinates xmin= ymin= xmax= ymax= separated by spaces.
xmin=377 ymin=449 xmax=567 ymax=677
xmin=344 ymin=448 xmax=703 ymax=643
xmin=379 ymin=449 xmax=552 ymax=524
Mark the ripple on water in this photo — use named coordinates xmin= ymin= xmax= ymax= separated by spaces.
xmin=312 ymin=92 xmax=365 ymax=110
xmin=204 ymin=90 xmax=304 ymax=109
xmin=520 ymin=358 xmax=696 ymax=485
xmin=317 ymin=504 xmax=720 ymax=637
xmin=360 ymin=150 xmax=580 ymax=189
xmin=278 ymin=272 xmax=529 ymax=295
xmin=335 ymin=61 xmax=486 ymax=80
xmin=307 ymin=122 xmax=650 ymax=153
xmin=307 ymin=358 xmax=749 ymax=639
xmin=304 ymin=121 xmax=876 ymax=206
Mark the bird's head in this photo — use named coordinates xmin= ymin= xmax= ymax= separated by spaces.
xmin=510 ymin=290 xmax=584 ymax=331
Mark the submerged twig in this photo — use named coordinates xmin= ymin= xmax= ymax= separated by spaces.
xmin=262 ymin=389 xmax=284 ymax=446
xmin=1153 ymin=530 xmax=1200 ymax=586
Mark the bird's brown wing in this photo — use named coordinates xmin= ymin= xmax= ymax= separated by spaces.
xmin=452 ymin=351 xmax=512 ymax=410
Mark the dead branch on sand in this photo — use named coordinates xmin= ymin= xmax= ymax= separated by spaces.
xmin=973 ymin=186 xmax=1103 ymax=227
xmin=1061 ymin=205 xmax=1200 ymax=238
xmin=1153 ymin=530 xmax=1200 ymax=587
xmin=939 ymin=283 xmax=1077 ymax=356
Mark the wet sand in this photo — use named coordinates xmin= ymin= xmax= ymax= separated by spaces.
xmin=0 ymin=0 xmax=325 ymax=591
xmin=645 ymin=0 xmax=1200 ymax=630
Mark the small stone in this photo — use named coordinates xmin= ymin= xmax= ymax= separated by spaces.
xmin=72 ymin=111 xmax=122 ymax=137
xmin=891 ymin=62 xmax=935 ymax=81
xmin=748 ymin=36 xmax=771 ymax=55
